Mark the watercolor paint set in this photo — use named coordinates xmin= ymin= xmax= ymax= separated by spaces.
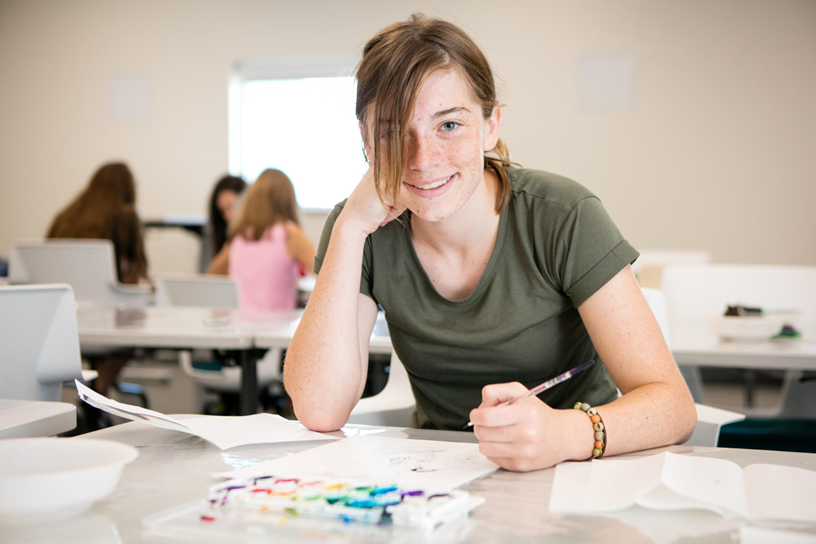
xmin=201 ymin=474 xmax=482 ymax=532
xmin=143 ymin=473 xmax=484 ymax=543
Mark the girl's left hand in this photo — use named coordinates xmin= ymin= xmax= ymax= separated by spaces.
xmin=469 ymin=382 xmax=589 ymax=472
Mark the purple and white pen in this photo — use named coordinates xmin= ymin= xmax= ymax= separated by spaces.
xmin=466 ymin=359 xmax=596 ymax=427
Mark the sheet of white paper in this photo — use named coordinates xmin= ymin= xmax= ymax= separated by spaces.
xmin=740 ymin=526 xmax=816 ymax=544
xmin=216 ymin=435 xmax=499 ymax=491
xmin=550 ymin=451 xmax=816 ymax=523
xmin=76 ymin=380 xmax=191 ymax=432
xmin=744 ymin=463 xmax=816 ymax=522
xmin=75 ymin=380 xmax=336 ymax=449
xmin=182 ymin=414 xmax=335 ymax=450
xmin=548 ymin=461 xmax=592 ymax=512
xmin=658 ymin=452 xmax=747 ymax=518
xmin=580 ymin=452 xmax=666 ymax=511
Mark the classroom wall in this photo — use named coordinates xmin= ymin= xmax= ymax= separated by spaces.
xmin=1 ymin=0 xmax=814 ymax=270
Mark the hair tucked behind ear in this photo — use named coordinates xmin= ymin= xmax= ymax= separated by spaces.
xmin=357 ymin=14 xmax=516 ymax=214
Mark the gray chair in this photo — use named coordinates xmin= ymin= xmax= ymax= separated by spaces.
xmin=0 ymin=284 xmax=83 ymax=401
xmin=154 ymin=274 xmax=239 ymax=309
xmin=641 ymin=287 xmax=744 ymax=447
xmin=9 ymin=239 xmax=151 ymax=307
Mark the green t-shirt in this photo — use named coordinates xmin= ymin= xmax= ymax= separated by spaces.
xmin=314 ymin=168 xmax=639 ymax=430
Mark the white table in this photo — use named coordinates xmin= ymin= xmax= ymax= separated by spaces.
xmin=0 ymin=399 xmax=76 ymax=438
xmin=252 ymin=308 xmax=393 ymax=354
xmin=77 ymin=306 xmax=259 ymax=414
xmin=76 ymin=306 xmax=395 ymax=415
xmin=4 ymin=421 xmax=816 ymax=543
xmin=672 ymin=323 xmax=816 ymax=370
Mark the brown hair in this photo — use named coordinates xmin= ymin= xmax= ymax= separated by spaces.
xmin=47 ymin=162 xmax=147 ymax=283
xmin=356 ymin=14 xmax=514 ymax=213
xmin=208 ymin=174 xmax=247 ymax=254
xmin=228 ymin=169 xmax=300 ymax=242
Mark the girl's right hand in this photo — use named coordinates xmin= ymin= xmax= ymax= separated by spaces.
xmin=340 ymin=164 xmax=406 ymax=236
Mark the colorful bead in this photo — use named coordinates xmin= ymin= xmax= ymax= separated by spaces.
xmin=576 ymin=401 xmax=606 ymax=460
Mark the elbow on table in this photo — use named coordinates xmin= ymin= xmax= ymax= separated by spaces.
xmin=293 ymin=403 xmax=349 ymax=433
xmin=676 ymin=392 xmax=698 ymax=445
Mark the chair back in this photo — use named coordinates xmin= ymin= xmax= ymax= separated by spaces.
xmin=641 ymin=287 xmax=705 ymax=403
xmin=155 ymin=275 xmax=239 ymax=309
xmin=641 ymin=287 xmax=744 ymax=444
xmin=9 ymin=240 xmax=150 ymax=307
xmin=631 ymin=250 xmax=711 ymax=289
xmin=0 ymin=284 xmax=83 ymax=401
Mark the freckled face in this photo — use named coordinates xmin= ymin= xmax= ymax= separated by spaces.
xmin=217 ymin=190 xmax=238 ymax=223
xmin=367 ymin=69 xmax=500 ymax=223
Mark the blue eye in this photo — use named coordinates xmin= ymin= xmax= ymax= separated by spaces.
xmin=441 ymin=121 xmax=459 ymax=132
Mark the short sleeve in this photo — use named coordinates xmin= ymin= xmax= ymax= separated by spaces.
xmin=313 ymin=202 xmax=377 ymax=303
xmin=555 ymin=197 xmax=639 ymax=308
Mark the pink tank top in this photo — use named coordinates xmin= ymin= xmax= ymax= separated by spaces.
xmin=229 ymin=223 xmax=298 ymax=310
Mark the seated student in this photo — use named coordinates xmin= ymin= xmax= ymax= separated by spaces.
xmin=202 ymin=175 xmax=247 ymax=270
xmin=284 ymin=15 xmax=696 ymax=472
xmin=207 ymin=169 xmax=316 ymax=311
xmin=47 ymin=161 xmax=148 ymax=396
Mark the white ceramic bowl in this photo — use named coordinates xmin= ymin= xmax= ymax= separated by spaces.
xmin=707 ymin=315 xmax=785 ymax=341
xmin=0 ymin=437 xmax=138 ymax=524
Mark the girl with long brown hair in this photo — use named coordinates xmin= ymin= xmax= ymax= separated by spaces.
xmin=207 ymin=168 xmax=315 ymax=310
xmin=48 ymin=162 xmax=147 ymax=284
xmin=285 ymin=15 xmax=696 ymax=472
xmin=47 ymin=162 xmax=148 ymax=401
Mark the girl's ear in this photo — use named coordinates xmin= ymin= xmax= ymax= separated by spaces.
xmin=359 ymin=121 xmax=373 ymax=160
xmin=482 ymin=105 xmax=502 ymax=152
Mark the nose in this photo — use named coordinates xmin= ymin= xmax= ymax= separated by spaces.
xmin=406 ymin=132 xmax=442 ymax=172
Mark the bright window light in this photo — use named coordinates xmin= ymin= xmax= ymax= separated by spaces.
xmin=237 ymin=76 xmax=367 ymax=210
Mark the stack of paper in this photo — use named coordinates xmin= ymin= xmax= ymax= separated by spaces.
xmin=550 ymin=451 xmax=816 ymax=522
xmin=75 ymin=380 xmax=336 ymax=450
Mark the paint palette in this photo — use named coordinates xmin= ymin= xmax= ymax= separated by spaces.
xmin=201 ymin=474 xmax=483 ymax=533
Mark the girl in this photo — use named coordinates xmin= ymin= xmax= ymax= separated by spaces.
xmin=207 ymin=174 xmax=247 ymax=258
xmin=207 ymin=169 xmax=315 ymax=311
xmin=285 ymin=15 xmax=696 ymax=472
xmin=48 ymin=162 xmax=147 ymax=285
xmin=47 ymin=162 xmax=148 ymax=397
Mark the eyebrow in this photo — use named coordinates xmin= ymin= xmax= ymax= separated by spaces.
xmin=432 ymin=106 xmax=470 ymax=119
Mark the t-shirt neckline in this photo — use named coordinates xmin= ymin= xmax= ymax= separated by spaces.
xmin=400 ymin=193 xmax=511 ymax=306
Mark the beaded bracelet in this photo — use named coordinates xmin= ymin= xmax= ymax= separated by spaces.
xmin=573 ymin=402 xmax=606 ymax=459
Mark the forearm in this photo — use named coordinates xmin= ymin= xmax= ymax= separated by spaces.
xmin=284 ymin=216 xmax=369 ymax=431
xmin=206 ymin=245 xmax=230 ymax=275
xmin=562 ymin=381 xmax=697 ymax=462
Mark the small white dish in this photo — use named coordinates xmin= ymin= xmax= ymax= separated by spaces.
xmin=0 ymin=437 xmax=138 ymax=524
xmin=707 ymin=315 xmax=784 ymax=341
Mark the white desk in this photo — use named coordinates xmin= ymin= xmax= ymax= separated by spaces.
xmin=76 ymin=306 xmax=395 ymax=415
xmin=252 ymin=308 xmax=393 ymax=354
xmin=5 ymin=422 xmax=816 ymax=543
xmin=672 ymin=323 xmax=816 ymax=370
xmin=0 ymin=399 xmax=76 ymax=438
xmin=77 ymin=306 xmax=258 ymax=414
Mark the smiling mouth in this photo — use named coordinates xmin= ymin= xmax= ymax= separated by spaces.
xmin=410 ymin=174 xmax=455 ymax=190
